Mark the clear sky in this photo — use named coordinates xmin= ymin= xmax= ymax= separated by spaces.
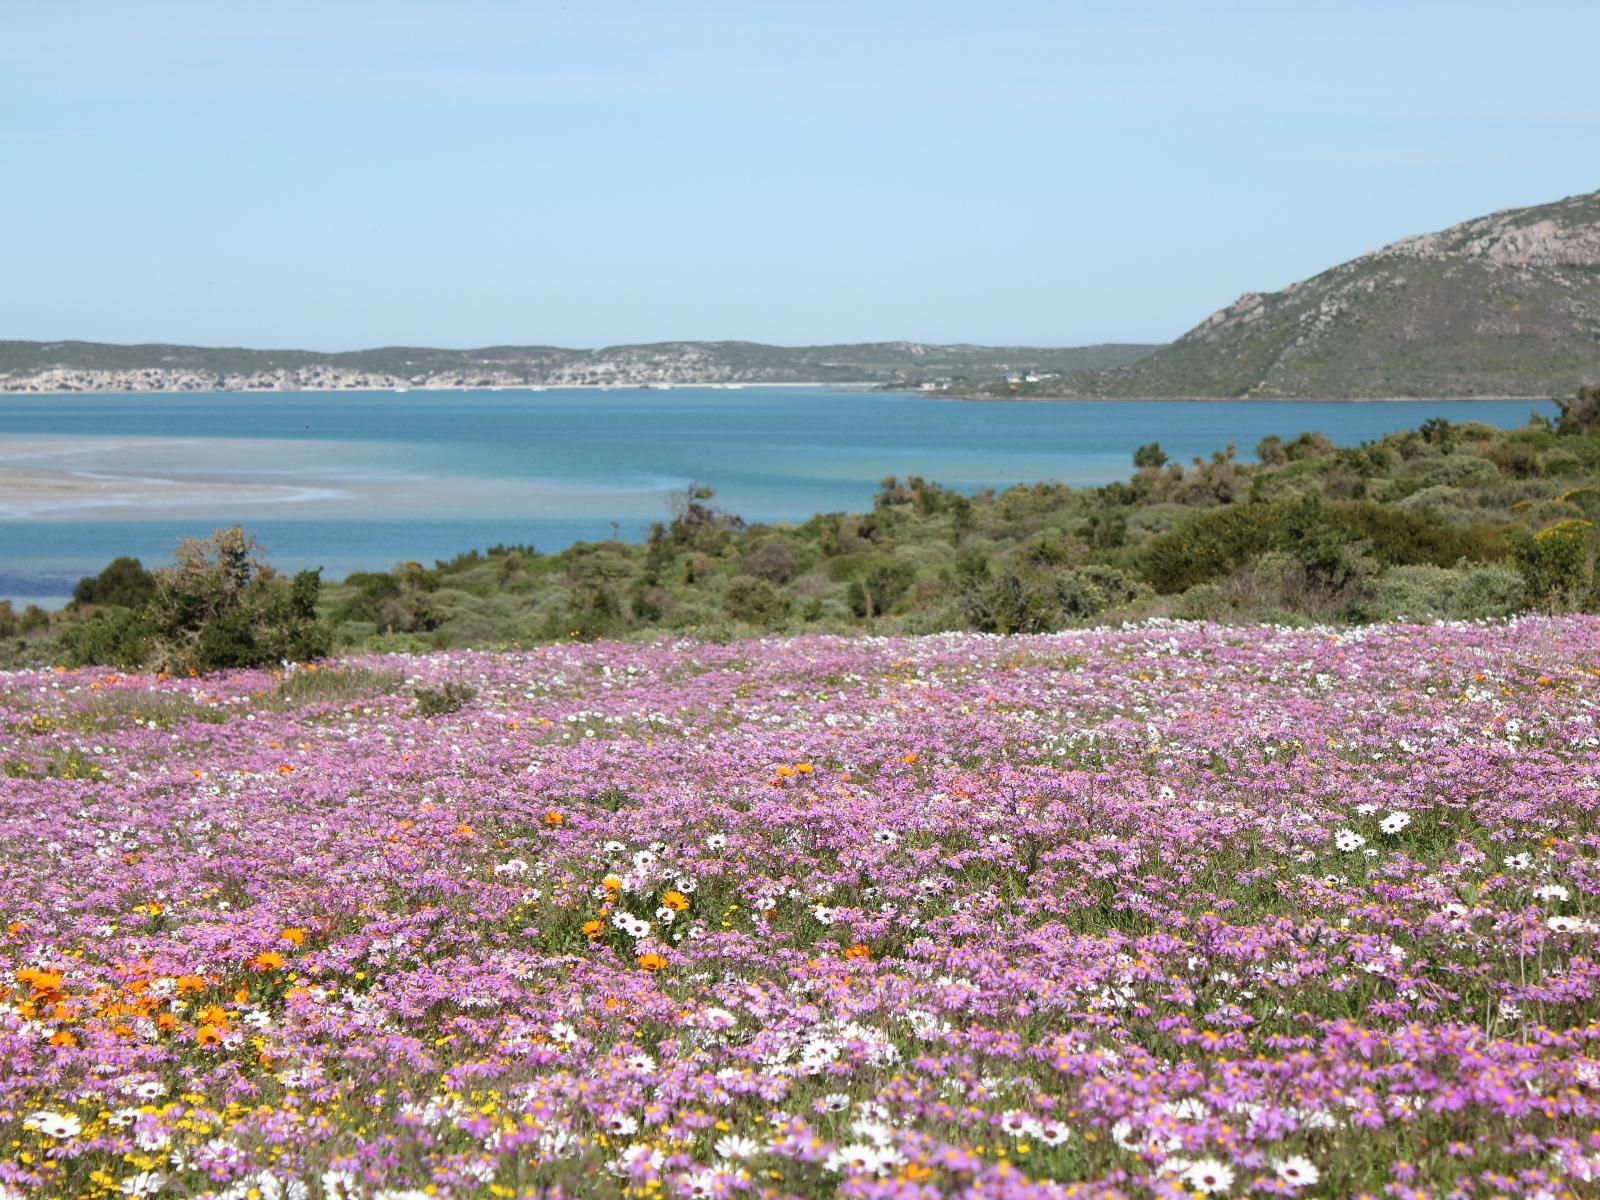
xmin=4 ymin=0 xmax=1597 ymax=350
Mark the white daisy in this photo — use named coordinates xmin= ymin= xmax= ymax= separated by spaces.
xmin=24 ymin=1111 xmax=82 ymax=1139
xmin=1272 ymin=1155 xmax=1320 ymax=1188
xmin=715 ymin=1133 xmax=761 ymax=1160
xmin=1379 ymin=812 xmax=1411 ymax=834
xmin=1182 ymin=1158 xmax=1235 ymax=1193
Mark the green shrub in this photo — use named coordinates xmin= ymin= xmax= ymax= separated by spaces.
xmin=412 ymin=681 xmax=477 ymax=717
xmin=1511 ymin=519 xmax=1594 ymax=611
xmin=723 ymin=575 xmax=789 ymax=626
xmin=1140 ymin=504 xmax=1285 ymax=593
xmin=142 ymin=527 xmax=331 ymax=674
xmin=58 ymin=607 xmax=155 ymax=669
xmin=1055 ymin=565 xmax=1149 ymax=620
xmin=1410 ymin=455 xmax=1501 ymax=490
xmin=1173 ymin=583 xmax=1229 ymax=620
xmin=846 ymin=561 xmax=916 ymax=619
xmin=71 ymin=556 xmax=156 ymax=609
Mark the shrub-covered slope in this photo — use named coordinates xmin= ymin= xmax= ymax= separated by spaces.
xmin=1013 ymin=189 xmax=1600 ymax=398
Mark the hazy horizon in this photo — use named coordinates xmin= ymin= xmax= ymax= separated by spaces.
xmin=5 ymin=0 xmax=1599 ymax=350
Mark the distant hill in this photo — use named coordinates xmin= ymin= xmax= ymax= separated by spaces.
xmin=1001 ymin=188 xmax=1600 ymax=399
xmin=0 ymin=339 xmax=1156 ymax=393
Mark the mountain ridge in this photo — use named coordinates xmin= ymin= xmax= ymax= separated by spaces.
xmin=1003 ymin=188 xmax=1600 ymax=400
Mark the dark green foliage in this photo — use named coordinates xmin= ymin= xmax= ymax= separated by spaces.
xmin=723 ymin=576 xmax=789 ymax=626
xmin=71 ymin=556 xmax=156 ymax=609
xmin=1511 ymin=520 xmax=1594 ymax=610
xmin=1556 ymin=385 xmax=1600 ymax=435
xmin=1141 ymin=504 xmax=1287 ymax=593
xmin=1142 ymin=496 xmax=1506 ymax=594
xmin=412 ymin=681 xmax=477 ymax=717
xmin=1055 ymin=566 xmax=1150 ymax=620
xmin=334 ymin=567 xmax=441 ymax=632
xmin=1133 ymin=442 xmax=1168 ymax=468
xmin=59 ymin=527 xmax=330 ymax=673
xmin=58 ymin=607 xmax=155 ymax=670
xmin=846 ymin=561 xmax=916 ymax=619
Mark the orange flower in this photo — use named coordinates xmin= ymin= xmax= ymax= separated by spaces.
xmin=453 ymin=823 xmax=475 ymax=838
xmin=49 ymin=1030 xmax=77 ymax=1048
xmin=544 ymin=810 xmax=564 ymax=826
xmin=900 ymin=753 xmax=918 ymax=764
xmin=843 ymin=943 xmax=871 ymax=960
xmin=196 ymin=1024 xmax=223 ymax=1047
xmin=175 ymin=974 xmax=207 ymax=994
xmin=581 ymin=919 xmax=605 ymax=939
xmin=636 ymin=952 xmax=668 ymax=972
xmin=795 ymin=762 xmax=813 ymax=774
xmin=601 ymin=875 xmax=622 ymax=893
xmin=197 ymin=1004 xmax=229 ymax=1026
xmin=17 ymin=967 xmax=64 ymax=993
xmin=279 ymin=927 xmax=306 ymax=948
xmin=248 ymin=950 xmax=285 ymax=972
xmin=661 ymin=891 xmax=690 ymax=912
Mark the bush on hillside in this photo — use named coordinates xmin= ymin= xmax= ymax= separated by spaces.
xmin=1511 ymin=519 xmax=1594 ymax=611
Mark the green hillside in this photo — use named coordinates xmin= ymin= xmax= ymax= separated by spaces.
xmin=998 ymin=189 xmax=1600 ymax=399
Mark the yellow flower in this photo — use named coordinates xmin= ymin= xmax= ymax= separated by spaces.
xmin=279 ymin=927 xmax=305 ymax=948
xmin=636 ymin=952 xmax=668 ymax=972
xmin=661 ymin=891 xmax=690 ymax=912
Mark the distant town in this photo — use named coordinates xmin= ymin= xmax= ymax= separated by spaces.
xmin=0 ymin=340 xmax=1154 ymax=396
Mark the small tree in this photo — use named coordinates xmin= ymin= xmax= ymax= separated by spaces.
xmin=1555 ymin=385 xmax=1600 ymax=435
xmin=71 ymin=556 xmax=156 ymax=609
xmin=1133 ymin=442 xmax=1168 ymax=469
xmin=145 ymin=527 xmax=330 ymax=673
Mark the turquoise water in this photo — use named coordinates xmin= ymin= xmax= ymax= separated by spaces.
xmin=0 ymin=388 xmax=1556 ymax=605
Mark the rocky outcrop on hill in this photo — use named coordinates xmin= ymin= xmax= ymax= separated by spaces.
xmin=1043 ymin=188 xmax=1600 ymax=399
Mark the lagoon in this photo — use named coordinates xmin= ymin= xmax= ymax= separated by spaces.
xmin=0 ymin=387 xmax=1556 ymax=605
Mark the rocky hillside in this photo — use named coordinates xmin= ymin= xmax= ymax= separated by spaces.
xmin=1023 ymin=188 xmax=1600 ymax=399
xmin=0 ymin=339 xmax=1155 ymax=394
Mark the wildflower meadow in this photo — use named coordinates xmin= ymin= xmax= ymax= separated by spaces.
xmin=1 ymin=618 xmax=1598 ymax=1200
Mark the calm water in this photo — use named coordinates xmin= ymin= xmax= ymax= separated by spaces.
xmin=0 ymin=388 xmax=1555 ymax=605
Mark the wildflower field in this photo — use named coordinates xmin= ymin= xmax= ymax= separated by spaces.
xmin=2 ymin=619 xmax=1598 ymax=1200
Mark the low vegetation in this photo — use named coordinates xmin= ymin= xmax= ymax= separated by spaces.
xmin=7 ymin=389 xmax=1600 ymax=671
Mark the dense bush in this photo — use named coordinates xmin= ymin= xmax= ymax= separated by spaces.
xmin=70 ymin=556 xmax=156 ymax=610
xmin=1511 ymin=519 xmax=1595 ymax=611
xmin=722 ymin=575 xmax=790 ymax=626
xmin=43 ymin=393 xmax=1600 ymax=659
xmin=62 ymin=528 xmax=330 ymax=673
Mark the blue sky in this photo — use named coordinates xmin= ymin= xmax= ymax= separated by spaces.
xmin=3 ymin=0 xmax=1597 ymax=350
